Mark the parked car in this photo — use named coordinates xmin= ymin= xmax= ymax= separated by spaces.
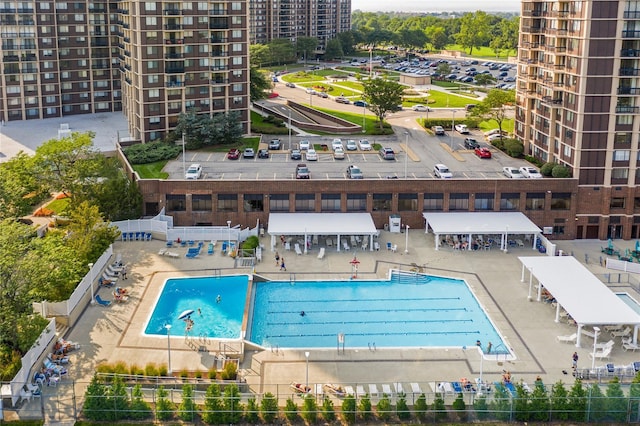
xmin=433 ymin=126 xmax=445 ymax=135
xmin=379 ymin=147 xmax=395 ymax=160
xmin=285 ymin=82 xmax=296 ymax=88
xmin=331 ymin=138 xmax=343 ymax=151
xmin=353 ymin=100 xmax=368 ymax=107
xmin=299 ymin=140 xmax=310 ymax=151
xmin=465 ymin=104 xmax=477 ymax=111
xmin=433 ymin=163 xmax=453 ymax=179
xmin=520 ymin=166 xmax=543 ymax=178
xmin=268 ymin=139 xmax=281 ymax=150
xmin=227 ymin=148 xmax=240 ymax=160
xmin=455 ymin=124 xmax=470 ymax=134
xmin=333 ymin=147 xmax=345 ymax=159
xmin=295 ymin=163 xmax=310 ymax=179
xmin=358 ymin=139 xmax=372 ymax=151
xmin=317 ymin=92 xmax=329 ymax=98
xmin=305 ymin=149 xmax=318 ymax=161
xmin=412 ymin=104 xmax=431 ymax=112
xmin=464 ymin=138 xmax=480 ymax=149
xmin=474 ymin=147 xmax=492 ymax=159
xmin=346 ymin=164 xmax=363 ymax=179
xmin=503 ymin=76 xmax=516 ymax=82
xmin=185 ymin=164 xmax=202 ymax=180
xmin=503 ymin=166 xmax=524 ymax=178
xmin=335 ymin=96 xmax=350 ymax=104
xmin=243 ymin=148 xmax=255 ymax=158
xmin=290 ymin=149 xmax=302 ymax=160
xmin=487 ymin=133 xmax=506 ymax=142
xmin=258 ymin=149 xmax=270 ymax=159
xmin=345 ymin=139 xmax=358 ymax=151
xmin=484 ymin=129 xmax=506 ymax=137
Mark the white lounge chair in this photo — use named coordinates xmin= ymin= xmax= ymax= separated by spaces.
xmin=436 ymin=382 xmax=453 ymax=394
xmin=410 ymin=382 xmax=422 ymax=394
xmin=381 ymin=384 xmax=392 ymax=395
xmin=623 ymin=342 xmax=640 ymax=352
xmin=356 ymin=385 xmax=366 ymax=397
xmin=369 ymin=384 xmax=379 ymax=397
xmin=317 ymin=247 xmax=325 ymax=259
xmin=612 ymin=326 xmax=632 ymax=339
xmin=374 ymin=242 xmax=380 ymax=251
xmin=394 ymin=382 xmax=404 ymax=394
xmin=326 ymin=239 xmax=333 ymax=247
xmin=344 ymin=385 xmax=355 ymax=396
xmin=556 ymin=333 xmax=577 ymax=344
xmin=294 ymin=243 xmax=303 ymax=255
xmin=595 ymin=339 xmax=615 ymax=350
xmin=391 ymin=244 xmax=398 ymax=253
xmin=343 ymin=241 xmax=350 ymax=251
xmin=589 ymin=345 xmax=612 ymax=360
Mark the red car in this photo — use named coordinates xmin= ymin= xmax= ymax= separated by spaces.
xmin=227 ymin=148 xmax=240 ymax=160
xmin=475 ymin=147 xmax=492 ymax=159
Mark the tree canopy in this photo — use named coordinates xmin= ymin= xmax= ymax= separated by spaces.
xmin=468 ymin=88 xmax=515 ymax=135
xmin=362 ymin=78 xmax=404 ymax=129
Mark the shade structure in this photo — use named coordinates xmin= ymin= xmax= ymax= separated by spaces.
xmin=178 ymin=309 xmax=194 ymax=320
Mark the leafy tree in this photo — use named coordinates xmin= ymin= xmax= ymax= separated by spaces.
xmin=83 ymin=375 xmax=109 ymax=421
xmin=202 ymin=383 xmax=224 ymax=424
xmin=503 ymin=139 xmax=524 ymax=158
xmin=475 ymin=73 xmax=496 ymax=87
xmin=426 ymin=26 xmax=448 ymax=50
xmin=249 ymin=44 xmax=271 ymax=68
xmin=473 ymin=394 xmax=489 ymax=420
xmin=324 ymin=38 xmax=344 ymax=61
xmin=65 ymin=200 xmax=121 ymax=266
xmin=268 ymin=38 xmax=296 ymax=65
xmin=588 ymin=384 xmax=607 ymax=422
xmin=376 ymin=394 xmax=392 ymax=421
xmin=223 ymin=383 xmax=243 ymax=423
xmin=129 ymin=384 xmax=152 ymax=420
xmin=414 ymin=393 xmax=428 ymax=422
xmin=529 ymin=380 xmax=550 ymax=421
xmin=456 ymin=11 xmax=491 ymax=54
xmin=397 ymin=28 xmax=427 ymax=50
xmin=321 ymin=396 xmax=336 ymax=422
xmin=490 ymin=383 xmax=511 ymax=421
xmin=358 ymin=394 xmax=373 ymax=421
xmin=296 ymin=36 xmax=318 ymax=63
xmin=0 ymin=153 xmax=47 ymax=220
xmin=260 ymin=392 xmax=279 ymax=424
xmin=301 ymin=393 xmax=318 ymax=423
xmin=122 ymin=140 xmax=180 ymax=165
xmin=552 ymin=164 xmax=572 ymax=178
xmin=250 ymin=67 xmax=271 ymax=102
xmin=568 ymin=379 xmax=587 ymax=422
xmin=284 ymin=397 xmax=298 ymax=422
xmin=156 ymin=386 xmax=175 ymax=421
xmin=362 ymin=77 xmax=404 ymax=130
xmin=174 ymin=110 xmax=243 ymax=148
xmin=606 ymin=377 xmax=628 ymax=422
xmin=550 ymin=380 xmax=570 ymax=421
xmin=178 ymin=384 xmax=197 ymax=422
xmin=432 ymin=392 xmax=447 ymax=421
xmin=245 ymin=397 xmax=260 ymax=424
xmin=513 ymin=383 xmax=530 ymax=421
xmin=540 ymin=162 xmax=555 ymax=176
xmin=452 ymin=392 xmax=467 ymax=421
xmin=436 ymin=62 xmax=451 ymax=76
xmin=469 ymin=89 xmax=515 ymax=138
xmin=106 ymin=375 xmax=130 ymax=421
xmin=629 ymin=374 xmax=640 ymax=421
xmin=491 ymin=16 xmax=519 ymax=55
xmin=341 ymin=395 xmax=357 ymax=425
xmin=337 ymin=31 xmax=356 ymax=55
xmin=396 ymin=392 xmax=410 ymax=420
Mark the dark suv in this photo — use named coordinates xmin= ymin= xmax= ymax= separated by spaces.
xmin=295 ymin=163 xmax=310 ymax=179
xmin=464 ymin=138 xmax=480 ymax=149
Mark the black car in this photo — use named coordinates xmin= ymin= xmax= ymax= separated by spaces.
xmin=290 ymin=149 xmax=302 ymax=160
xmin=464 ymin=138 xmax=480 ymax=149
xmin=258 ymin=149 xmax=269 ymax=158
xmin=268 ymin=139 xmax=281 ymax=150
xmin=285 ymin=82 xmax=295 ymax=88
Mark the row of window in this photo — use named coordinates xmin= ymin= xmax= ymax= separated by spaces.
xmin=163 ymin=192 xmax=573 ymax=213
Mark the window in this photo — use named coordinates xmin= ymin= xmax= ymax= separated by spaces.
xmin=372 ymin=193 xmax=392 ymax=211
xmin=147 ymin=61 xmax=158 ymax=69
xmin=615 ymin=133 xmax=632 ymax=144
xmin=269 ymin=194 xmax=289 ymax=212
xmin=145 ymin=2 xmax=156 ymax=10
xmin=500 ymin=193 xmax=520 ymax=210
xmin=398 ymin=193 xmax=417 ymax=211
xmin=217 ymin=194 xmax=238 ymax=212
xmin=550 ymin=192 xmax=571 ymax=210
xmin=613 ymin=168 xmax=629 ymax=179
xmin=526 ymin=193 xmax=545 ymax=210
xmin=616 ymin=115 xmax=633 ymax=125
xmin=145 ymin=17 xmax=157 ymax=26
xmin=233 ymin=43 xmax=242 ymax=52
xmin=346 ymin=194 xmax=366 ymax=211
xmin=321 ymin=194 xmax=341 ymax=211
xmin=192 ymin=195 xmax=212 ymax=211
xmin=148 ymin=75 xmax=159 ymax=84
xmin=449 ymin=193 xmax=469 ymax=211
xmin=423 ymin=194 xmax=443 ymax=211
xmin=232 ymin=30 xmax=242 ymax=39
xmin=295 ymin=194 xmax=315 ymax=212
xmin=553 ymin=225 xmax=565 ymax=235
xmin=611 ymin=197 xmax=626 ymax=209
xmin=149 ymin=89 xmax=159 ymax=98
xmin=474 ymin=193 xmax=494 ymax=211
xmin=233 ymin=56 xmax=243 ymax=65
xmin=166 ymin=194 xmax=186 ymax=211
xmin=233 ymin=83 xmax=243 ymax=92
xmin=614 ymin=150 xmax=630 ymax=161
xmin=232 ymin=16 xmax=243 ymax=25
xmin=232 ymin=2 xmax=242 ymax=10
xmin=243 ymin=194 xmax=264 ymax=212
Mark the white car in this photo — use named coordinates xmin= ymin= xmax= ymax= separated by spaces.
xmin=345 ymin=139 xmax=358 ymax=151
xmin=455 ymin=124 xmax=470 ymax=134
xmin=331 ymin=138 xmax=343 ymax=151
xmin=305 ymin=149 xmax=318 ymax=161
xmin=520 ymin=166 xmax=543 ymax=178
xmin=412 ymin=104 xmax=430 ymax=112
xmin=487 ymin=133 xmax=506 ymax=142
xmin=358 ymin=139 xmax=372 ymax=151
xmin=503 ymin=167 xmax=524 ymax=179
xmin=185 ymin=164 xmax=202 ymax=180
xmin=333 ymin=147 xmax=345 ymax=159
xmin=299 ymin=140 xmax=310 ymax=151
xmin=433 ymin=163 xmax=453 ymax=179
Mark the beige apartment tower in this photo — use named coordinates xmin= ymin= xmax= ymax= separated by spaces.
xmin=0 ymin=1 xmax=250 ymax=142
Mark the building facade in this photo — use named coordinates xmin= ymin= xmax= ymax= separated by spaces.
xmin=516 ymin=0 xmax=640 ymax=239
xmin=0 ymin=0 xmax=250 ymax=142
xmin=249 ymin=0 xmax=351 ymax=52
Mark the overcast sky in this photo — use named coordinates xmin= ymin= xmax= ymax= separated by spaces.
xmin=351 ymin=0 xmax=521 ymax=13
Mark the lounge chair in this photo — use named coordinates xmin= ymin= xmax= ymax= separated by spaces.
xmin=19 ymin=387 xmax=32 ymax=404
xmin=381 ymin=384 xmax=392 ymax=395
xmin=158 ymin=248 xmax=167 ymax=255
xmin=374 ymin=242 xmax=380 ymax=251
xmin=595 ymin=339 xmax=615 ymax=350
xmin=113 ymin=291 xmax=129 ymax=303
xmin=165 ymin=251 xmax=179 ymax=258
xmin=556 ymin=333 xmax=577 ymax=344
xmin=44 ymin=359 xmax=67 ymax=376
xmin=326 ymin=238 xmax=333 ymax=247
xmin=410 ymin=382 xmax=422 ymax=394
xmin=386 ymin=242 xmax=392 ymax=250
xmin=356 ymin=385 xmax=366 ymax=397
xmin=289 ymin=382 xmax=311 ymax=394
xmin=343 ymin=241 xmax=350 ymax=251
xmin=58 ymin=338 xmax=80 ymax=351
xmin=295 ymin=243 xmax=303 ymax=255
xmin=47 ymin=353 xmax=69 ymax=364
xmin=102 ymin=271 xmax=118 ymax=282
xmin=317 ymin=247 xmax=325 ymax=259
xmin=95 ymin=294 xmax=112 ymax=306
xmin=436 ymin=382 xmax=452 ymax=394
xmin=612 ymin=326 xmax=632 ymax=339
xmin=344 ymin=385 xmax=355 ymax=396
xmin=589 ymin=345 xmax=612 ymax=360
xmin=452 ymin=382 xmax=463 ymax=393
xmin=623 ymin=342 xmax=640 ymax=352
xmin=369 ymin=384 xmax=379 ymax=396
xmin=207 ymin=242 xmax=214 ymax=255
xmin=323 ymin=383 xmax=345 ymax=396
xmin=394 ymin=382 xmax=404 ymax=394
xmin=391 ymin=244 xmax=398 ymax=253
xmin=98 ymin=277 xmax=115 ymax=288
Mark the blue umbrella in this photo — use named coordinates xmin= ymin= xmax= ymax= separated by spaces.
xmin=636 ymin=240 xmax=639 ymax=252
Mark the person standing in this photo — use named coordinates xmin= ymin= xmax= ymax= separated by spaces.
xmin=280 ymin=257 xmax=286 ymax=271
xmin=275 ymin=251 xmax=280 ymax=266
xmin=572 ymin=352 xmax=579 ymax=369
xmin=121 ymin=265 xmax=128 ymax=280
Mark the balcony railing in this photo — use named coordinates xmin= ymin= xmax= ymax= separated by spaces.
xmin=211 ymin=51 xmax=228 ymax=57
xmin=164 ymin=24 xmax=182 ymax=30
xmin=166 ymin=81 xmax=185 ymax=87
xmin=616 ymin=105 xmax=639 ymax=113
xmin=210 ymin=37 xmax=228 ymax=43
xmin=624 ymin=10 xmax=640 ymax=18
xmin=620 ymin=68 xmax=640 ymax=76
xmin=163 ymin=8 xmax=182 ymax=15
xmin=209 ymin=8 xmax=227 ymax=15
xmin=165 ymin=39 xmax=184 ymax=45
xmin=165 ymin=66 xmax=185 ymax=74
xmin=210 ymin=65 xmax=228 ymax=71
xmin=621 ymin=49 xmax=640 ymax=57
xmin=618 ymin=87 xmax=640 ymax=95
xmin=623 ymin=30 xmax=640 ymax=38
xmin=210 ymin=78 xmax=229 ymax=85
xmin=165 ymin=53 xmax=184 ymax=59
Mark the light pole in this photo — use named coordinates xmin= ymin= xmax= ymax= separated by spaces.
xmin=405 ymin=224 xmax=410 ymax=254
xmin=182 ymin=132 xmax=186 ymax=177
xmin=362 ymin=103 xmax=366 ymax=133
xmin=227 ymin=220 xmax=232 ymax=255
xmin=165 ymin=324 xmax=172 ymax=374
xmin=450 ymin=110 xmax=456 ymax=151
xmin=304 ymin=351 xmax=310 ymax=388
xmin=88 ymin=263 xmax=94 ymax=305
xmin=369 ymin=47 xmax=373 ymax=78
xmin=404 ymin=131 xmax=409 ymax=179
xmin=591 ymin=326 xmax=600 ymax=370
xmin=288 ymin=109 xmax=292 ymax=150
xmin=309 ymin=90 xmax=313 ymax=107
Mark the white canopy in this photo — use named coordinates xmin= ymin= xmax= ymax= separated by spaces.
xmin=423 ymin=212 xmax=542 ymax=250
xmin=267 ymin=213 xmax=377 ymax=252
xmin=519 ymin=256 xmax=640 ymax=347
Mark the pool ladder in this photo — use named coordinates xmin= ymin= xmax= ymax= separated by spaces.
xmin=289 ymin=273 xmax=295 ymax=284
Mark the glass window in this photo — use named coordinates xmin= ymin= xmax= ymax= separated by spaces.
xmin=321 ymin=194 xmax=341 ymax=212
xmin=500 ymin=193 xmax=520 ymax=211
xmin=398 ymin=193 xmax=418 ymax=211
xmin=166 ymin=194 xmax=186 ymax=211
xmin=613 ymin=168 xmax=629 ymax=179
xmin=217 ymin=194 xmax=237 ymax=212
xmin=550 ymin=192 xmax=571 ymax=210
xmin=295 ymin=194 xmax=315 ymax=212
xmin=423 ymin=194 xmax=443 ymax=211
xmin=526 ymin=193 xmax=545 ymax=210
xmin=192 ymin=194 xmax=212 ymax=211
xmin=614 ymin=150 xmax=630 ymax=161
xmin=449 ymin=193 xmax=469 ymax=211
xmin=346 ymin=193 xmax=366 ymax=211
xmin=269 ymin=194 xmax=289 ymax=212
xmin=372 ymin=193 xmax=392 ymax=211
xmin=244 ymin=194 xmax=264 ymax=212
xmin=610 ymin=197 xmax=626 ymax=209
xmin=474 ymin=193 xmax=494 ymax=211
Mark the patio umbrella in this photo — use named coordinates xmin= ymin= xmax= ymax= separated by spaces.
xmin=178 ymin=309 xmax=194 ymax=320
xmin=636 ymin=240 xmax=639 ymax=252
xmin=608 ymin=239 xmax=613 ymax=249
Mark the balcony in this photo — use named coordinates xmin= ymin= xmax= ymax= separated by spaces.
xmin=621 ymin=49 xmax=640 ymax=57
xmin=165 ymin=66 xmax=185 ymax=74
xmin=211 ymin=50 xmax=228 ymax=57
xmin=616 ymin=105 xmax=639 ymax=113
xmin=624 ymin=10 xmax=640 ymax=18
xmin=22 ymin=67 xmax=38 ymax=74
xmin=210 ymin=65 xmax=228 ymax=71
xmin=165 ymin=39 xmax=184 ymax=45
xmin=163 ymin=8 xmax=182 ymax=15
xmin=88 ymin=6 xmax=107 ymax=12
xmin=166 ymin=81 xmax=184 ymax=87
xmin=165 ymin=52 xmax=184 ymax=59
xmin=164 ymin=24 xmax=182 ymax=30
xmin=618 ymin=87 xmax=640 ymax=95
xmin=0 ymin=8 xmax=16 ymax=13
xmin=210 ymin=37 xmax=228 ymax=43
xmin=210 ymin=78 xmax=228 ymax=85
xmin=116 ymin=8 xmax=129 ymax=14
xmin=2 ymin=55 xmax=18 ymax=62
xmin=623 ymin=30 xmax=640 ymax=38
xmin=209 ymin=19 xmax=228 ymax=30
xmin=620 ymin=68 xmax=640 ymax=76
xmin=542 ymin=96 xmax=563 ymax=105
xmin=209 ymin=8 xmax=227 ymax=15
xmin=22 ymin=54 xmax=37 ymax=61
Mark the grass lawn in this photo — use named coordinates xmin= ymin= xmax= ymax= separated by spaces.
xmin=424 ymin=90 xmax=479 ymax=108
xmin=333 ymin=80 xmax=365 ymax=92
xmin=281 ymin=71 xmax=325 ymax=83
xmin=299 ymin=82 xmax=361 ymax=98
xmin=132 ymin=161 xmax=169 ymax=179
xmin=478 ymin=119 xmax=515 ymax=133
xmin=314 ymin=107 xmax=392 ymax=135
xmin=46 ymin=197 xmax=70 ymax=215
xmin=445 ymin=45 xmax=517 ymax=60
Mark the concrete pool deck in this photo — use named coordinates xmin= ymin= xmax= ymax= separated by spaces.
xmin=61 ymin=232 xmax=640 ymax=408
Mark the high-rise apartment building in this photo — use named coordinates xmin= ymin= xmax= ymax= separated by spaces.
xmin=516 ymin=0 xmax=640 ymax=239
xmin=0 ymin=1 xmax=250 ymax=142
xmin=249 ymin=0 xmax=351 ymax=52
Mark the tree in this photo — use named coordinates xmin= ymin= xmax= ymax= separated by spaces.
xmin=376 ymin=394 xmax=392 ymax=421
xmin=284 ymin=397 xmax=298 ymax=422
xmin=83 ymin=375 xmax=109 ymax=421
xmin=301 ymin=393 xmax=318 ymax=424
xmin=324 ymin=38 xmax=344 ymax=61
xmin=456 ymin=11 xmax=491 ymax=54
xmin=155 ymin=386 xmax=175 ymax=421
xmin=249 ymin=44 xmax=271 ymax=68
xmin=588 ymin=384 xmax=607 ymax=422
xmin=362 ymin=77 xmax=404 ymax=130
xmin=452 ymin=392 xmax=467 ymax=421
xmin=107 ymin=376 xmax=130 ymax=421
xmin=529 ymin=380 xmax=550 ymax=421
xmin=65 ymin=200 xmax=121 ymax=266
xmin=260 ymin=392 xmax=279 ymax=424
xmin=550 ymin=380 xmax=570 ymax=421
xmin=568 ymin=379 xmax=587 ymax=422
xmin=432 ymin=392 xmax=447 ymax=421
xmin=491 ymin=17 xmax=519 ymax=56
xmin=268 ymin=38 xmax=296 ymax=65
xmin=341 ymin=395 xmax=357 ymax=425
xmin=426 ymin=26 xmax=448 ymax=50
xmin=250 ymin=67 xmax=271 ymax=102
xmin=606 ymin=377 xmax=628 ymax=422
xmin=174 ymin=110 xmax=243 ymax=148
xmin=178 ymin=384 xmax=197 ymax=422
xmin=414 ymin=393 xmax=428 ymax=422
xmin=321 ymin=396 xmax=336 ymax=422
xmin=630 ymin=374 xmax=640 ymax=421
xmin=245 ymin=397 xmax=259 ymax=424
xmin=223 ymin=383 xmax=243 ymax=423
xmin=473 ymin=394 xmax=489 ymax=420
xmin=296 ymin=36 xmax=318 ymax=63
xmin=0 ymin=153 xmax=47 ymax=220
xmin=552 ymin=164 xmax=572 ymax=177
xmin=436 ymin=62 xmax=451 ymax=76
xmin=475 ymin=73 xmax=497 ymax=87
xmin=490 ymin=384 xmax=511 ymax=421
xmin=128 ymin=384 xmax=152 ymax=420
xmin=337 ymin=31 xmax=356 ymax=55
xmin=396 ymin=393 xmax=410 ymax=420
xmin=469 ymin=88 xmax=515 ymax=137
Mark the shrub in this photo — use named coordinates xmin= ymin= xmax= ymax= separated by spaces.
xmin=155 ymin=386 xmax=175 ymax=421
xmin=474 ymin=394 xmax=489 ymax=420
xmin=157 ymin=364 xmax=168 ymax=376
xmin=263 ymin=115 xmax=286 ymax=127
xmin=432 ymin=393 xmax=447 ymax=421
xmin=129 ymin=364 xmax=143 ymax=376
xmin=568 ymin=379 xmax=587 ymax=422
xmin=358 ymin=394 xmax=373 ymax=421
xmin=341 ymin=395 xmax=357 ymax=425
xmin=503 ymin=139 xmax=524 ymax=157
xmin=179 ymin=369 xmax=189 ymax=379
xmin=202 ymin=383 xmax=224 ymax=424
xmin=106 ymin=375 xmax=130 ymax=421
xmin=414 ymin=393 xmax=428 ymax=422
xmin=552 ymin=164 xmax=572 ymax=178
xmin=123 ymin=141 xmax=181 ymax=165
xmin=95 ymin=362 xmax=112 ymax=374
xmin=452 ymin=392 xmax=467 ymax=421
xmin=396 ymin=393 xmax=410 ymax=420
xmin=128 ymin=384 xmax=152 ymax=420
xmin=301 ymin=394 xmax=318 ymax=424
xmin=376 ymin=394 xmax=393 ymax=422
xmin=194 ymin=370 xmax=202 ymax=379
xmin=144 ymin=363 xmax=159 ymax=377
xmin=490 ymin=138 xmax=505 ymax=150
xmin=83 ymin=375 xmax=109 ymax=421
xmin=260 ymin=392 xmax=279 ymax=424
xmin=284 ymin=398 xmax=298 ymax=422
xmin=208 ymin=367 xmax=217 ymax=379
xmin=223 ymin=383 xmax=244 ymax=424
xmin=321 ymin=396 xmax=336 ymax=422
xmin=221 ymin=362 xmax=237 ymax=380
xmin=525 ymin=155 xmax=544 ymax=167
xmin=540 ymin=162 xmax=555 ymax=176
xmin=245 ymin=397 xmax=260 ymax=424
xmin=607 ymin=377 xmax=628 ymax=422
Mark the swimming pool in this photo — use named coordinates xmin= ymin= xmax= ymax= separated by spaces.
xmin=144 ymin=272 xmax=508 ymax=354
xmin=617 ymin=292 xmax=640 ymax=315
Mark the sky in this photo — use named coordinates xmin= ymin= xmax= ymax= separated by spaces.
xmin=351 ymin=0 xmax=521 ymax=13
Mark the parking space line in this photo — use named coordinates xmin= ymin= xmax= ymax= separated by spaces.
xmin=439 ymin=143 xmax=466 ymax=162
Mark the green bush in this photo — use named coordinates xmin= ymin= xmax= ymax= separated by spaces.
xmin=525 ymin=155 xmax=544 ymax=167
xmin=260 ymin=392 xmax=279 ymax=424
xmin=473 ymin=394 xmax=489 ymax=420
xmin=376 ymin=394 xmax=393 ymax=421
xmin=202 ymin=383 xmax=224 ymax=424
xmin=123 ymin=141 xmax=181 ymax=165
xmin=83 ymin=375 xmax=109 ymax=421
xmin=221 ymin=362 xmax=237 ymax=380
xmin=223 ymin=383 xmax=244 ymax=424
xmin=491 ymin=138 xmax=505 ymax=150
xmin=245 ymin=397 xmax=260 ymax=424
xmin=540 ymin=162 xmax=555 ymax=176
xmin=396 ymin=393 xmax=411 ymax=420
xmin=301 ymin=394 xmax=318 ymax=424
xmin=414 ymin=393 xmax=428 ymax=422
xmin=503 ymin=139 xmax=524 ymax=158
xmin=263 ymin=115 xmax=286 ymax=127
xmin=358 ymin=394 xmax=373 ymax=421
xmin=322 ymin=396 xmax=336 ymax=422
xmin=128 ymin=384 xmax=152 ymax=420
xmin=552 ymin=164 xmax=572 ymax=178
xmin=452 ymin=392 xmax=467 ymax=421
xmin=342 ymin=395 xmax=357 ymax=425
xmin=208 ymin=367 xmax=217 ymax=379
xmin=432 ymin=393 xmax=447 ymax=421
xmin=144 ymin=362 xmax=159 ymax=377
xmin=106 ymin=376 xmax=130 ymax=421
xmin=155 ymin=386 xmax=175 ymax=421
xmin=284 ymin=398 xmax=298 ymax=422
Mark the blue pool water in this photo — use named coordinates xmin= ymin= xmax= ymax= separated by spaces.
xmin=617 ymin=292 xmax=640 ymax=315
xmin=251 ymin=273 xmax=507 ymax=352
xmin=144 ymin=275 xmax=249 ymax=338
xmin=144 ymin=273 xmax=508 ymax=353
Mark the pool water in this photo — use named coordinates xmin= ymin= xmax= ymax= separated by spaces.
xmin=617 ymin=292 xmax=640 ymax=315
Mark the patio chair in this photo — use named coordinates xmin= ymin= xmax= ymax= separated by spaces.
xmin=387 ymin=242 xmax=392 ymax=250
xmin=326 ymin=238 xmax=333 ymax=247
xmin=381 ymin=384 xmax=392 ymax=395
xmin=589 ymin=345 xmax=612 ymax=361
xmin=612 ymin=326 xmax=632 ymax=339
xmin=368 ymin=384 xmax=379 ymax=397
xmin=317 ymin=247 xmax=325 ymax=259
xmin=556 ymin=333 xmax=577 ymax=344
xmin=390 ymin=244 xmax=398 ymax=253
xmin=343 ymin=241 xmax=350 ymax=251
xmin=394 ymin=382 xmax=404 ymax=394
xmin=295 ymin=243 xmax=303 ymax=255
xmin=95 ymin=294 xmax=112 ymax=307
xmin=623 ymin=342 xmax=640 ymax=352
xmin=374 ymin=242 xmax=380 ymax=251
xmin=410 ymin=382 xmax=422 ymax=394
xmin=344 ymin=385 xmax=355 ymax=396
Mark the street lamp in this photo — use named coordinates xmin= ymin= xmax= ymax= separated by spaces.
xmin=88 ymin=263 xmax=94 ymax=305
xmin=304 ymin=351 xmax=310 ymax=388
xmin=450 ymin=110 xmax=456 ymax=151
xmin=182 ymin=132 xmax=186 ymax=177
xmin=165 ymin=324 xmax=172 ymax=374
xmin=288 ymin=110 xmax=292 ymax=150
xmin=591 ymin=326 xmax=600 ymax=370
xmin=362 ymin=103 xmax=366 ymax=133
xmin=227 ymin=220 xmax=232 ymax=255
xmin=405 ymin=224 xmax=410 ymax=254
xmin=404 ymin=131 xmax=409 ymax=179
